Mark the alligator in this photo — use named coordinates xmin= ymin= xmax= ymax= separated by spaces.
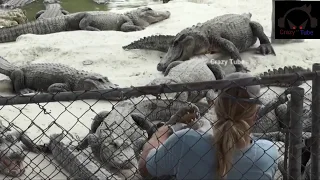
xmin=148 ymin=56 xmax=226 ymax=104
xmin=0 ymin=8 xmax=27 ymax=28
xmin=35 ymin=0 xmax=69 ymax=20
xmin=0 ymin=122 xmax=41 ymax=177
xmin=1 ymin=0 xmax=34 ymax=8
xmin=0 ymin=7 xmax=171 ymax=43
xmin=122 ymin=13 xmax=276 ymax=73
xmin=39 ymin=133 xmax=124 ymax=180
xmin=75 ymin=98 xmax=209 ymax=179
xmin=0 ymin=56 xmax=118 ymax=95
xmin=149 ymin=55 xmax=310 ymax=104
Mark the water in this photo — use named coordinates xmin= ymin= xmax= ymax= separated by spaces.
xmin=22 ymin=0 xmax=162 ymax=20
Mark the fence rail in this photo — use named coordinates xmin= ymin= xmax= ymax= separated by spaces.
xmin=0 ymin=67 xmax=319 ymax=105
xmin=0 ymin=64 xmax=319 ymax=179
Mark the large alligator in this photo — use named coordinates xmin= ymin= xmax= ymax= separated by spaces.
xmin=123 ymin=13 xmax=275 ymax=73
xmin=75 ymin=98 xmax=209 ymax=179
xmin=0 ymin=122 xmax=41 ymax=177
xmin=149 ymin=55 xmax=310 ymax=104
xmin=0 ymin=7 xmax=171 ymax=43
xmin=1 ymin=0 xmax=34 ymax=8
xmin=35 ymin=0 xmax=69 ymax=20
xmin=0 ymin=56 xmax=118 ymax=95
xmin=39 ymin=133 xmax=123 ymax=180
xmin=148 ymin=56 xmax=226 ymax=104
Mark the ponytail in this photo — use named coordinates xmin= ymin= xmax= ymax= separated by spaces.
xmin=213 ymin=87 xmax=258 ymax=179
xmin=214 ymin=119 xmax=250 ymax=178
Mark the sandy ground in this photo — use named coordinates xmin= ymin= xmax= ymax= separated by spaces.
xmin=0 ymin=0 xmax=318 ymax=179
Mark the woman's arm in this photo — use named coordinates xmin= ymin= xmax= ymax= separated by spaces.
xmin=138 ymin=125 xmax=172 ymax=177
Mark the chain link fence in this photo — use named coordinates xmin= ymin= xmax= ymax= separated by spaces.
xmin=0 ymin=63 xmax=319 ymax=179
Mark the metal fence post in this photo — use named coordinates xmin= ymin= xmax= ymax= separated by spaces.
xmin=311 ymin=63 xmax=320 ymax=179
xmin=283 ymin=100 xmax=291 ymax=180
xmin=288 ymin=87 xmax=304 ymax=180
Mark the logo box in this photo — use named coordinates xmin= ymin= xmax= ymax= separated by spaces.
xmin=275 ymin=1 xmax=320 ymax=39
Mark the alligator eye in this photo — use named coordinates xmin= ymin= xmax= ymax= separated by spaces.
xmin=110 ymin=142 xmax=118 ymax=148
xmin=98 ymin=78 xmax=104 ymax=82
xmin=146 ymin=8 xmax=152 ymax=10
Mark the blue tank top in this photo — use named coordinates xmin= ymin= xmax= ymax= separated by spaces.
xmin=146 ymin=128 xmax=278 ymax=180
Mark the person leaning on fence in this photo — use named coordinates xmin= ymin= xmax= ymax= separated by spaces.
xmin=138 ymin=72 xmax=279 ymax=180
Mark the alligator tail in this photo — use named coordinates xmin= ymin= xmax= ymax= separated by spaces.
xmin=0 ymin=56 xmax=17 ymax=76
xmin=122 ymin=35 xmax=175 ymax=52
xmin=259 ymin=66 xmax=311 ymax=87
xmin=0 ymin=14 xmax=85 ymax=43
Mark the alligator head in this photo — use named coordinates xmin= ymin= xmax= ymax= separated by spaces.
xmin=76 ymin=73 xmax=119 ymax=92
xmin=0 ymin=132 xmax=27 ymax=177
xmin=157 ymin=31 xmax=210 ymax=72
xmin=128 ymin=7 xmax=171 ymax=27
xmin=88 ymin=122 xmax=138 ymax=170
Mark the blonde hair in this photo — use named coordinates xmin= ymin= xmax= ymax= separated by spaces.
xmin=213 ymin=87 xmax=259 ymax=179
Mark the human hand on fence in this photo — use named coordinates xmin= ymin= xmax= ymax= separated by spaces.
xmin=166 ymin=105 xmax=200 ymax=125
xmin=279 ymin=91 xmax=289 ymax=104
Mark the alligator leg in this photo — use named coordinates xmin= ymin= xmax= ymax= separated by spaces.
xmin=91 ymin=111 xmax=109 ymax=133
xmin=75 ymin=111 xmax=109 ymax=150
xmin=35 ymin=10 xmax=45 ymax=19
xmin=206 ymin=62 xmax=225 ymax=80
xmin=47 ymin=83 xmax=70 ymax=92
xmin=10 ymin=69 xmax=35 ymax=94
xmin=214 ymin=37 xmax=248 ymax=72
xmin=249 ymin=21 xmax=276 ymax=55
xmin=120 ymin=16 xmax=144 ymax=32
xmin=205 ymin=89 xmax=217 ymax=106
xmin=130 ymin=113 xmax=152 ymax=159
xmin=164 ymin=61 xmax=183 ymax=76
xmin=75 ymin=133 xmax=99 ymax=150
xmin=78 ymin=16 xmax=101 ymax=31
xmin=5 ymin=130 xmax=41 ymax=153
xmin=62 ymin=10 xmax=69 ymax=15
xmin=131 ymin=113 xmax=153 ymax=131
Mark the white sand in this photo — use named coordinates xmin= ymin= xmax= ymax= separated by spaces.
xmin=0 ymin=0 xmax=318 ymax=179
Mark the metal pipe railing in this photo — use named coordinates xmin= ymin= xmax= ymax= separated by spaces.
xmin=0 ymin=70 xmax=316 ymax=105
xmin=288 ymin=87 xmax=304 ymax=180
xmin=311 ymin=63 xmax=320 ymax=179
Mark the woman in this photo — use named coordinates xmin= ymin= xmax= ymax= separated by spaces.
xmin=138 ymin=72 xmax=279 ymax=180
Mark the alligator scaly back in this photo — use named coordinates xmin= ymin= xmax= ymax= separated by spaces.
xmin=0 ymin=14 xmax=84 ymax=43
xmin=122 ymin=35 xmax=175 ymax=52
xmin=259 ymin=66 xmax=311 ymax=87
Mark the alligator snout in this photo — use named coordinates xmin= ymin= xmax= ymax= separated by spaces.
xmin=157 ymin=63 xmax=165 ymax=72
xmin=164 ymin=11 xmax=171 ymax=18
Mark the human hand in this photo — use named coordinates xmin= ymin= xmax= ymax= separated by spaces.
xmin=167 ymin=105 xmax=200 ymax=125
xmin=151 ymin=125 xmax=171 ymax=141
